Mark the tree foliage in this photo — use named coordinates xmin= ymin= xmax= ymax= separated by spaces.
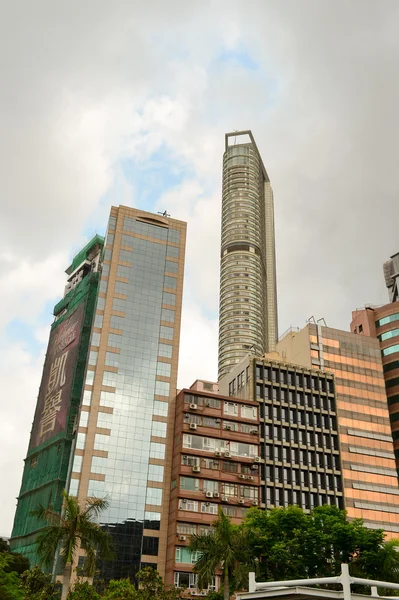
xmin=189 ymin=507 xmax=254 ymax=600
xmin=31 ymin=491 xmax=114 ymax=576
xmin=0 ymin=554 xmax=23 ymax=600
xmin=20 ymin=566 xmax=60 ymax=600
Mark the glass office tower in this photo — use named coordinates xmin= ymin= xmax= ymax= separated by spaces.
xmin=69 ymin=206 xmax=186 ymax=580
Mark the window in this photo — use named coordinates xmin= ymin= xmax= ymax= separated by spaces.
xmin=152 ymin=421 xmax=167 ymax=438
xmin=160 ymin=325 xmax=174 ymax=340
xmin=97 ymin=412 xmax=112 ymax=429
xmin=181 ymin=477 xmax=199 ymax=491
xmin=154 ymin=401 xmax=168 ymax=417
xmin=76 ymin=432 xmax=86 ymax=450
xmin=222 ymin=483 xmax=238 ymax=497
xmin=144 ymin=512 xmax=161 ymax=530
xmin=182 ymin=455 xmax=200 ymax=467
xmin=376 ymin=313 xmax=399 ymax=327
xmin=72 ymin=455 xmax=82 ymax=473
xmin=241 ymin=405 xmax=257 ymax=420
xmin=201 ymin=502 xmax=218 ymax=514
xmin=380 ymin=328 xmax=399 ymax=341
xmin=223 ymin=420 xmax=239 ymax=432
xmin=167 ymin=246 xmax=179 ymax=258
xmin=174 ymin=572 xmax=197 ymax=589
xmin=150 ymin=442 xmax=165 ymax=460
xmin=94 ymin=315 xmax=103 ymax=328
xmin=146 ymin=488 xmax=162 ymax=506
xmin=88 ymin=351 xmax=98 ymax=366
xmin=166 ymin=260 xmax=178 ymax=273
xmin=105 ymin=352 xmax=119 ymax=367
xmin=158 ymin=343 xmax=172 ymax=358
xmin=203 ymin=480 xmax=219 ymax=493
xmin=161 ymin=308 xmax=175 ymax=323
xmin=241 ymin=423 xmax=258 ymax=434
xmin=164 ymin=276 xmax=177 ymax=290
xmin=85 ymin=370 xmax=95 ymax=386
xmin=222 ymin=461 xmax=238 ymax=473
xmin=82 ymin=390 xmax=92 ymax=406
xmin=179 ymin=499 xmax=198 ymax=512
xmin=156 ymin=362 xmax=171 ymax=378
xmin=102 ymin=371 xmax=117 ymax=388
xmin=155 ymin=381 xmax=170 ymax=396
xmin=224 ymin=402 xmax=238 ymax=416
xmin=163 ymin=292 xmax=176 ymax=306
xmin=108 ymin=333 xmax=122 ymax=348
xmin=240 ymin=486 xmax=258 ymax=500
xmin=177 ymin=523 xmax=197 ymax=535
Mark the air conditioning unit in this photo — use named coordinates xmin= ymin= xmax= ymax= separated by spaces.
xmin=205 ymin=401 xmax=211 ymax=407
xmin=247 ymin=476 xmax=254 ymax=481
xmin=239 ymin=499 xmax=245 ymax=505
xmin=190 ymin=404 xmax=198 ymax=410
xmin=215 ymin=451 xmax=222 ymax=457
xmin=181 ymin=499 xmax=187 ymax=503
xmin=205 ymin=502 xmax=210 ymax=507
xmin=224 ymin=451 xmax=231 ymax=458
xmin=239 ymin=474 xmax=246 ymax=479
xmin=221 ymin=496 xmax=229 ymax=502
xmin=252 ymin=500 xmax=258 ymax=505
xmin=190 ymin=423 xmax=198 ymax=430
xmin=215 ymin=419 xmax=221 ymax=423
xmin=224 ymin=425 xmax=232 ymax=431
xmin=251 ymin=430 xmax=258 ymax=435
xmin=205 ymin=491 xmax=213 ymax=498
xmin=213 ymin=492 xmax=220 ymax=498
xmin=178 ymin=535 xmax=187 ymax=541
xmin=254 ymin=456 xmax=261 ymax=463
xmin=251 ymin=464 xmax=259 ymax=470
xmin=192 ymin=466 xmax=201 ymax=473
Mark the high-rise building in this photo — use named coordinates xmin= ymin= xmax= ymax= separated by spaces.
xmin=383 ymin=252 xmax=399 ymax=302
xmin=276 ymin=324 xmax=399 ymax=537
xmin=165 ymin=384 xmax=261 ymax=593
xmin=69 ymin=206 xmax=186 ymax=581
xmin=350 ymin=305 xmax=399 ymax=481
xmin=10 ymin=235 xmax=104 ymax=564
xmin=218 ymin=131 xmax=278 ymax=380
xmin=219 ymin=354 xmax=344 ymax=513
xmin=10 ymin=206 xmax=187 ymax=581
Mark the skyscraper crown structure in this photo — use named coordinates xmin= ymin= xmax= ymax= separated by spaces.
xmin=218 ymin=131 xmax=278 ymax=380
xmin=383 ymin=252 xmax=399 ymax=303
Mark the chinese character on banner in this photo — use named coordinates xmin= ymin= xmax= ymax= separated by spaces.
xmin=40 ymin=390 xmax=63 ymax=436
xmin=39 ymin=350 xmax=68 ymax=438
xmin=47 ymin=352 xmax=67 ymax=396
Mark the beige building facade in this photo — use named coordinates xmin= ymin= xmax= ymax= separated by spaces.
xmin=277 ymin=324 xmax=399 ymax=537
xmin=68 ymin=206 xmax=186 ymax=580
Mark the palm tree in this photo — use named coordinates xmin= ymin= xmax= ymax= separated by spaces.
xmin=188 ymin=507 xmax=253 ymax=600
xmin=31 ymin=490 xmax=114 ymax=600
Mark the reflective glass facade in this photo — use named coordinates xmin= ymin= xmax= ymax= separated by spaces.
xmin=70 ymin=207 xmax=186 ymax=580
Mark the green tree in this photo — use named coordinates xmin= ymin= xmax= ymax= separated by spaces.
xmin=244 ymin=505 xmax=399 ymax=586
xmin=189 ymin=507 xmax=253 ymax=600
xmin=0 ymin=554 xmax=23 ymax=600
xmin=101 ymin=579 xmax=136 ymax=600
xmin=66 ymin=581 xmax=101 ymax=600
xmin=0 ymin=540 xmax=29 ymax=577
xmin=31 ymin=491 xmax=114 ymax=600
xmin=20 ymin=565 xmax=60 ymax=600
xmin=135 ymin=567 xmax=181 ymax=600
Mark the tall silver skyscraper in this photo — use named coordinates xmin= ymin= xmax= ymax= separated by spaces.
xmin=218 ymin=131 xmax=278 ymax=379
xmin=383 ymin=252 xmax=399 ymax=303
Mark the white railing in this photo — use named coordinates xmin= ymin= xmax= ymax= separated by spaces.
xmin=248 ymin=563 xmax=399 ymax=600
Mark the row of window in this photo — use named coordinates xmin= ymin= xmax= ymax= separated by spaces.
xmin=265 ymin=487 xmax=343 ymax=510
xmin=382 ymin=344 xmax=399 ymax=357
xmin=182 ymin=434 xmax=258 ymax=458
xmin=174 ymin=572 xmax=216 ymax=591
xmin=184 ymin=414 xmax=258 ymax=434
xmin=263 ymin=445 xmax=340 ymax=469
xmin=264 ymin=411 xmax=337 ymax=430
xmin=185 ymin=396 xmax=257 ymax=419
xmin=376 ymin=313 xmax=399 ymax=328
xmin=181 ymin=455 xmax=259 ymax=475
xmin=260 ymin=389 xmax=335 ymax=411
xmin=178 ymin=497 xmax=257 ymax=514
xmin=264 ymin=425 xmax=338 ymax=448
xmin=179 ymin=477 xmax=258 ymax=498
xmin=264 ymin=465 xmax=341 ymax=489
xmin=256 ymin=366 xmax=334 ymax=392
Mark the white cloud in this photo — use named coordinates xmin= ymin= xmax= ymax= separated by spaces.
xmin=1 ymin=0 xmax=399 ymax=534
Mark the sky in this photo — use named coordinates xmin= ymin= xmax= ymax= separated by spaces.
xmin=1 ymin=0 xmax=399 ymax=536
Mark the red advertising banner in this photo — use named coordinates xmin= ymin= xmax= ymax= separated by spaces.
xmin=29 ymin=303 xmax=84 ymax=450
